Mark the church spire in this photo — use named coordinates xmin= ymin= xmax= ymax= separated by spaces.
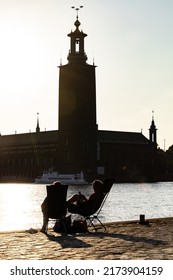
xmin=67 ymin=6 xmax=87 ymax=63
xmin=149 ymin=111 xmax=157 ymax=144
xmin=36 ymin=112 xmax=40 ymax=133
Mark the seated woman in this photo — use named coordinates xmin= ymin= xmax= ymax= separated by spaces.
xmin=67 ymin=180 xmax=103 ymax=216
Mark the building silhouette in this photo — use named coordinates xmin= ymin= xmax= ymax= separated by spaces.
xmin=58 ymin=16 xmax=97 ymax=177
xmin=0 ymin=15 xmax=157 ymax=182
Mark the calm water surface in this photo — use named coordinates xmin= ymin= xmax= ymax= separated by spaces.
xmin=0 ymin=182 xmax=173 ymax=232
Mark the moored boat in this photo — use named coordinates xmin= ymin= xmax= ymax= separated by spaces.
xmin=35 ymin=170 xmax=88 ymax=185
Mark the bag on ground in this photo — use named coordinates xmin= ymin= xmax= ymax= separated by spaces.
xmin=72 ymin=219 xmax=88 ymax=233
xmin=53 ymin=215 xmax=72 ymax=233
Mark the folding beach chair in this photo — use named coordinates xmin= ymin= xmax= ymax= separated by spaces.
xmin=68 ymin=178 xmax=114 ymax=231
xmin=46 ymin=183 xmax=68 ymax=232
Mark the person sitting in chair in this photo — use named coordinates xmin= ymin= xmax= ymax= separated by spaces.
xmin=67 ymin=180 xmax=103 ymax=215
xmin=40 ymin=181 xmax=62 ymax=233
xmin=40 ymin=179 xmax=103 ymax=233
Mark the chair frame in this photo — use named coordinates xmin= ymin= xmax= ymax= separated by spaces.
xmin=84 ymin=178 xmax=114 ymax=231
xmin=46 ymin=184 xmax=68 ymax=233
xmin=68 ymin=178 xmax=114 ymax=231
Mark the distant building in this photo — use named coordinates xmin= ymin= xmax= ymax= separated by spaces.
xmin=0 ymin=15 xmax=157 ymax=182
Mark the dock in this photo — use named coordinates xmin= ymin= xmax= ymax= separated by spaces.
xmin=0 ymin=217 xmax=173 ymax=260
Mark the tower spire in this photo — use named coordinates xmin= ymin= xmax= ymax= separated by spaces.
xmin=36 ymin=112 xmax=40 ymax=133
xmin=67 ymin=5 xmax=87 ymax=63
xmin=152 ymin=110 xmax=154 ymax=121
xmin=71 ymin=5 xmax=83 ymax=20
xmin=149 ymin=111 xmax=157 ymax=144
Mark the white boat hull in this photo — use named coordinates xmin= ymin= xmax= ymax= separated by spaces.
xmin=35 ymin=171 xmax=88 ymax=185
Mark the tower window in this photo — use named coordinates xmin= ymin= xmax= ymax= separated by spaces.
xmin=75 ymin=38 xmax=79 ymax=52
xmin=152 ymin=134 xmax=154 ymax=142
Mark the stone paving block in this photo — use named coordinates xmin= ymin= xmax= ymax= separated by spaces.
xmin=0 ymin=218 xmax=173 ymax=260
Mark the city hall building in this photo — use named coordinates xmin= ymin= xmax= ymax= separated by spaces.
xmin=0 ymin=15 xmax=157 ymax=183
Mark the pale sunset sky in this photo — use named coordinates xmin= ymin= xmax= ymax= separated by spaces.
xmin=0 ymin=0 xmax=173 ymax=150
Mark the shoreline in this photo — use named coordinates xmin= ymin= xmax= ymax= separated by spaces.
xmin=0 ymin=217 xmax=173 ymax=260
xmin=0 ymin=216 xmax=171 ymax=234
xmin=0 ymin=216 xmax=172 ymax=234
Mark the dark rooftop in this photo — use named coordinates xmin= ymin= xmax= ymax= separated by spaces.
xmin=98 ymin=130 xmax=150 ymax=145
xmin=0 ymin=129 xmax=150 ymax=147
xmin=0 ymin=130 xmax=59 ymax=146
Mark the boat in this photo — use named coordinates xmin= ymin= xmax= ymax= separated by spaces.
xmin=34 ymin=170 xmax=88 ymax=185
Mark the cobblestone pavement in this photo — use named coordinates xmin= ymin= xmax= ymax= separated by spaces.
xmin=0 ymin=218 xmax=173 ymax=260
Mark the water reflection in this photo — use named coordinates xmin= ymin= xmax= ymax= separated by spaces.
xmin=0 ymin=184 xmax=46 ymax=231
xmin=0 ymin=182 xmax=173 ymax=232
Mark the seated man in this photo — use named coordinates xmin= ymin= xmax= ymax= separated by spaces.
xmin=67 ymin=180 xmax=103 ymax=216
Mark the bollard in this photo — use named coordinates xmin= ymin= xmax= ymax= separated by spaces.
xmin=139 ymin=214 xmax=149 ymax=225
xmin=139 ymin=214 xmax=145 ymax=224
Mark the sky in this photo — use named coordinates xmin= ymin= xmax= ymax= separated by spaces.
xmin=0 ymin=0 xmax=173 ymax=150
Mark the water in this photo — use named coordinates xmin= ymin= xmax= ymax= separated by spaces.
xmin=0 ymin=182 xmax=173 ymax=232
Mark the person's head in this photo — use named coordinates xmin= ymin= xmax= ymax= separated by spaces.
xmin=53 ymin=181 xmax=61 ymax=187
xmin=92 ymin=180 xmax=103 ymax=193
